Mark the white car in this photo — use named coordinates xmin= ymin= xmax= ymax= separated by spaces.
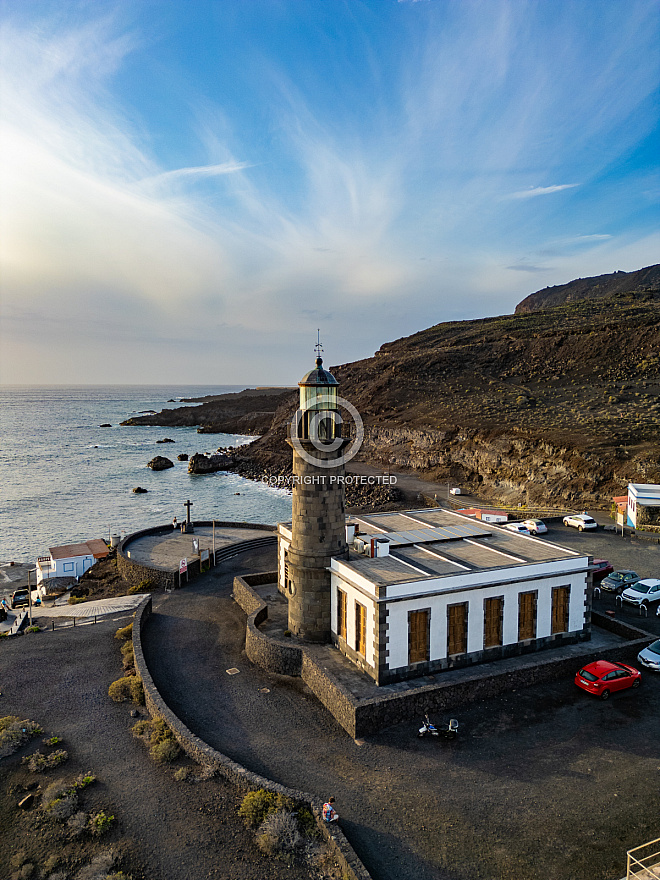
xmin=563 ymin=514 xmax=598 ymax=531
xmin=638 ymin=639 xmax=660 ymax=671
xmin=622 ymin=578 xmax=660 ymax=611
xmin=449 ymin=487 xmax=462 ymax=495
xmin=522 ymin=518 xmax=547 ymax=536
xmin=504 ymin=523 xmax=531 ymax=536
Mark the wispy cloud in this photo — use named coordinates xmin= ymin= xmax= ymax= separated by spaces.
xmin=0 ymin=1 xmax=658 ymax=383
xmin=507 ymin=184 xmax=580 ymax=199
xmin=141 ymin=161 xmax=252 ymax=186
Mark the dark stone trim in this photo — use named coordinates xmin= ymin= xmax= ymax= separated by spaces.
xmin=133 ymin=596 xmax=371 ymax=880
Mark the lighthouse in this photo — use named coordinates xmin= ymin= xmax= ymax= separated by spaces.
xmin=283 ymin=343 xmax=349 ymax=642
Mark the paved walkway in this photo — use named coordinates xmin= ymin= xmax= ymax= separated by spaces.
xmin=124 ymin=525 xmax=274 ymax=571
xmin=36 ymin=594 xmax=146 ymax=618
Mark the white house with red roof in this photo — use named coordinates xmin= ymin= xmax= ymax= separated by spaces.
xmin=36 ymin=539 xmax=109 ymax=584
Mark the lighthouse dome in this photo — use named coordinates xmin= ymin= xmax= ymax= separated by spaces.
xmin=298 ymin=356 xmax=338 ymax=387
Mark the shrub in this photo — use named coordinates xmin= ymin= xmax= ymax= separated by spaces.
xmin=66 ymin=810 xmax=88 ymax=837
xmin=22 ymin=749 xmax=68 ymax=772
xmin=108 ymin=676 xmax=144 ymax=705
xmin=174 ymin=766 xmax=192 ymax=782
xmin=131 ymin=720 xmax=150 ymax=738
xmin=0 ymin=717 xmax=43 ymax=758
xmin=148 ymin=717 xmax=180 ymax=763
xmin=257 ymin=810 xmax=303 ymax=861
xmin=89 ymin=810 xmax=115 ymax=837
xmin=68 ymin=596 xmax=88 ymax=605
xmin=128 ymin=579 xmax=153 ymax=594
xmin=43 ymin=735 xmax=62 ymax=746
xmin=43 ymin=781 xmax=79 ymax=820
xmin=25 ymin=625 xmax=41 ymax=634
xmin=150 ymin=739 xmax=180 ymax=763
xmin=114 ymin=623 xmax=133 ymax=641
xmin=120 ymin=642 xmax=135 ymax=670
xmin=238 ymin=789 xmax=295 ymax=828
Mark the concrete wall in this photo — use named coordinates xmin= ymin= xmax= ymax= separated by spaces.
xmin=132 ymin=595 xmax=371 ymax=880
xmin=117 ymin=521 xmax=276 ymax=590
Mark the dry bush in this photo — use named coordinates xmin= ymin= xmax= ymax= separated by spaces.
xmin=0 ymin=716 xmax=43 ymax=758
xmin=131 ymin=716 xmax=180 ymax=763
xmin=75 ymin=851 xmax=115 ymax=879
xmin=22 ymin=749 xmax=68 ymax=772
xmin=257 ymin=810 xmax=303 ymax=861
xmin=128 ymin=579 xmax=153 ymax=595
xmin=67 ymin=810 xmax=89 ymax=837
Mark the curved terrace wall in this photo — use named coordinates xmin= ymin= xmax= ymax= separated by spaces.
xmin=132 ymin=595 xmax=371 ymax=880
xmin=117 ymin=520 xmax=276 ymax=589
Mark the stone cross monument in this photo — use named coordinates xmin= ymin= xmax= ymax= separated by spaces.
xmin=285 ymin=346 xmax=349 ymax=642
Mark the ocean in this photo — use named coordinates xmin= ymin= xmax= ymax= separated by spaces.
xmin=0 ymin=385 xmax=292 ymax=565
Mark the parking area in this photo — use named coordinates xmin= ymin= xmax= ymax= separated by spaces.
xmin=544 ymin=522 xmax=660 ymax=638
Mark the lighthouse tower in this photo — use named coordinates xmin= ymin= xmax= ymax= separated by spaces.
xmin=285 ymin=345 xmax=348 ymax=642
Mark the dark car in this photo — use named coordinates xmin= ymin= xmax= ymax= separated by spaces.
xmin=592 ymin=559 xmax=614 ymax=583
xmin=10 ymin=589 xmax=29 ymax=609
xmin=600 ymin=570 xmax=640 ymax=594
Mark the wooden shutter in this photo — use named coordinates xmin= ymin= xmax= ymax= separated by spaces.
xmin=518 ymin=592 xmax=537 ymax=641
xmin=337 ymin=589 xmax=347 ymax=639
xmin=447 ymin=603 xmax=468 ymax=655
xmin=355 ymin=601 xmax=366 ymax=656
xmin=484 ymin=597 xmax=504 ymax=648
xmin=409 ymin=609 xmax=430 ymax=664
xmin=551 ymin=586 xmax=570 ymax=634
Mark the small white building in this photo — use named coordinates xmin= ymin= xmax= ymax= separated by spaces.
xmin=456 ymin=507 xmax=508 ymax=524
xmin=627 ymin=483 xmax=660 ymax=529
xmin=312 ymin=508 xmax=591 ymax=685
xmin=36 ymin=539 xmax=109 ymax=584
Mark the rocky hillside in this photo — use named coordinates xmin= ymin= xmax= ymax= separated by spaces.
xmin=237 ymin=272 xmax=660 ymax=508
xmin=121 ymin=387 xmax=294 ymax=435
xmin=515 ymin=264 xmax=660 ymax=313
xmin=121 ymin=267 xmax=660 ymax=508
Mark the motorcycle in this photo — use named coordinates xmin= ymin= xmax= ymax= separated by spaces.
xmin=418 ymin=713 xmax=459 ymax=739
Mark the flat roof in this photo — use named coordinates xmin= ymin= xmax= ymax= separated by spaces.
xmin=50 ymin=540 xmax=109 ymax=560
xmin=338 ymin=508 xmax=581 ymax=588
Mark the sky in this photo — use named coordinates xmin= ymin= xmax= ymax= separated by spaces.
xmin=0 ymin=0 xmax=658 ymax=385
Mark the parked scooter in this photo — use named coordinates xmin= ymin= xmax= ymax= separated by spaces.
xmin=418 ymin=713 xmax=459 ymax=739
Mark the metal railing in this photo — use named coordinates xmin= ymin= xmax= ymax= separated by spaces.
xmin=628 ymin=838 xmax=660 ymax=880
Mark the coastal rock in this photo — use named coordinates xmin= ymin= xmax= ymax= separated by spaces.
xmin=148 ymin=456 xmax=174 ymax=471
xmin=99 ymin=423 xmax=112 ymax=427
xmin=177 ymin=453 xmax=189 ymax=461
xmin=187 ymin=452 xmax=232 ymax=474
xmin=132 ymin=486 xmax=148 ymax=494
xmin=156 ymin=438 xmax=175 ymax=444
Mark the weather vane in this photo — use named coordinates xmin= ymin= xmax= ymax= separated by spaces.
xmin=314 ymin=328 xmax=323 ymax=360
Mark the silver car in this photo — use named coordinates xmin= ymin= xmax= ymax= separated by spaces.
xmin=638 ymin=639 xmax=660 ymax=671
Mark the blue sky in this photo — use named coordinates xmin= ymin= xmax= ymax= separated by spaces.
xmin=1 ymin=0 xmax=658 ymax=385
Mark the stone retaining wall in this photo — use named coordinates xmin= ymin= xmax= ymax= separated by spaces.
xmin=132 ymin=594 xmax=371 ymax=880
xmin=234 ymin=573 xmax=358 ymax=732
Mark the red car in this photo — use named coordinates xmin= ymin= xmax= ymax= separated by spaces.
xmin=592 ymin=559 xmax=614 ymax=583
xmin=575 ymin=660 xmax=641 ymax=700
